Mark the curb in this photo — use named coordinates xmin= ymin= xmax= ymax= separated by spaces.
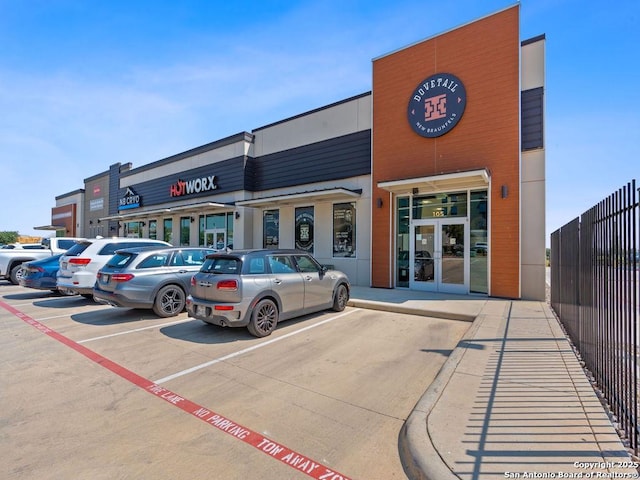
xmin=346 ymin=299 xmax=476 ymax=323
xmin=397 ymin=306 xmax=488 ymax=480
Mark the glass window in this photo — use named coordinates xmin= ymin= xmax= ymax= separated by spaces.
xmin=177 ymin=249 xmax=212 ymax=266
xmin=396 ymin=197 xmax=410 ymax=287
xmin=412 ymin=192 xmax=467 ymax=219
xmin=163 ymin=218 xmax=173 ymax=244
xmin=295 ymin=206 xmax=314 ymax=253
xmin=201 ymin=257 xmax=240 ymax=274
xmin=268 ymin=255 xmax=296 ymax=274
xmin=293 ymin=255 xmax=321 ymax=273
xmin=97 ymin=241 xmax=166 ymax=255
xmin=247 ymin=257 xmax=266 ymax=274
xmin=180 ymin=217 xmax=190 ymax=246
xmin=333 ymin=203 xmax=356 ymax=258
xmin=149 ymin=220 xmax=157 ymax=240
xmin=124 ymin=221 xmax=142 ymax=238
xmin=139 ymin=253 xmax=170 ymax=269
xmin=205 ymin=214 xmax=226 ymax=230
xmin=263 ymin=210 xmax=279 ymax=248
xmin=470 ymin=190 xmax=488 ymax=294
xmin=105 ymin=252 xmax=135 ymax=268
xmin=170 ymin=251 xmax=186 ymax=267
xmin=198 ymin=213 xmax=233 ymax=248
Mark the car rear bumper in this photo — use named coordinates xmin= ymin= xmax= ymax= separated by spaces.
xmin=93 ymin=287 xmax=153 ymax=309
xmin=57 ymin=271 xmax=96 ymax=295
xmin=20 ymin=278 xmax=57 ymax=290
xmin=186 ymin=296 xmax=250 ymax=327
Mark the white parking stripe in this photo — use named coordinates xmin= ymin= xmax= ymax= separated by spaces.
xmin=36 ymin=314 xmax=76 ymax=321
xmin=78 ymin=318 xmax=193 ymax=343
xmin=153 ymin=308 xmax=358 ymax=384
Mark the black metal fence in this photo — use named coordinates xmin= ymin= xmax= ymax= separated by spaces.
xmin=550 ymin=179 xmax=638 ymax=457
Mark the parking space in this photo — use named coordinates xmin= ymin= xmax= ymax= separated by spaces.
xmin=1 ymin=282 xmax=470 ymax=479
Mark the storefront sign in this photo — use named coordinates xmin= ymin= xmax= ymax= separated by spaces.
xmin=170 ymin=175 xmax=218 ymax=197
xmin=407 ymin=73 xmax=466 ymax=138
xmin=333 ymin=203 xmax=356 ymax=257
xmin=89 ymin=198 xmax=104 ymax=211
xmin=119 ymin=187 xmax=141 ymax=210
xmin=295 ymin=206 xmax=314 ymax=252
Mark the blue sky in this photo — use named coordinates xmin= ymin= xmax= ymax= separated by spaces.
xmin=1 ymin=0 xmax=638 ymax=247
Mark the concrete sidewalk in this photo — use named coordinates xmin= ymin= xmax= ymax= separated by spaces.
xmin=347 ymin=286 xmax=639 ymax=480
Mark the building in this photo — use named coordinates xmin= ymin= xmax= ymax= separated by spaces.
xmin=371 ymin=5 xmax=545 ymax=299
xmin=39 ymin=4 xmax=545 ymax=300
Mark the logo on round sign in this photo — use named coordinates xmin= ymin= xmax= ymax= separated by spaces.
xmin=407 ymin=73 xmax=466 ymax=138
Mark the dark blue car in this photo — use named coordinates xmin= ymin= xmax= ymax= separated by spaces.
xmin=19 ymin=254 xmax=64 ymax=293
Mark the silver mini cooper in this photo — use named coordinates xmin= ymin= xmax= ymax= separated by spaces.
xmin=186 ymin=249 xmax=350 ymax=337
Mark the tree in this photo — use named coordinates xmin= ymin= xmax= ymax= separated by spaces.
xmin=0 ymin=231 xmax=19 ymax=245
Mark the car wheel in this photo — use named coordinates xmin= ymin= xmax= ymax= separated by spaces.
xmin=247 ymin=298 xmax=278 ymax=337
xmin=153 ymin=285 xmax=186 ymax=318
xmin=332 ymin=284 xmax=349 ymax=312
xmin=9 ymin=264 xmax=25 ymax=285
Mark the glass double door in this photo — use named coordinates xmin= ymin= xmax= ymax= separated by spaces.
xmin=205 ymin=229 xmax=226 ymax=250
xmin=410 ymin=218 xmax=468 ymax=294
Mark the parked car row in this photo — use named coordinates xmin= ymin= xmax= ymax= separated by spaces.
xmin=16 ymin=240 xmax=351 ymax=338
xmin=56 ymin=237 xmax=172 ymax=297
xmin=19 ymin=254 xmax=66 ymax=293
xmin=0 ymin=237 xmax=84 ymax=284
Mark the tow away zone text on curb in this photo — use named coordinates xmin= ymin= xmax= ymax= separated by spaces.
xmin=1 ymin=301 xmax=353 ymax=480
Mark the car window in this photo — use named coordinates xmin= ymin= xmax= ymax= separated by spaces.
xmin=139 ymin=253 xmax=170 ymax=269
xmin=293 ymin=255 xmax=321 ymax=273
xmin=179 ymin=249 xmax=211 ymax=266
xmin=247 ymin=257 xmax=266 ymax=274
xmin=106 ymin=252 xmax=136 ymax=268
xmin=170 ymin=252 xmax=186 ymax=267
xmin=63 ymin=242 xmax=91 ymax=256
xmin=268 ymin=256 xmax=296 ymax=274
xmin=201 ymin=257 xmax=241 ymax=274
xmin=57 ymin=240 xmax=78 ymax=250
xmin=24 ymin=245 xmax=46 ymax=250
xmin=98 ymin=241 xmax=164 ymax=256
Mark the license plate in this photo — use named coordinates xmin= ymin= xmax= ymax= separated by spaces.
xmin=101 ymin=274 xmax=110 ymax=284
xmin=62 ymin=262 xmax=67 ymax=269
xmin=196 ymin=305 xmax=206 ymax=316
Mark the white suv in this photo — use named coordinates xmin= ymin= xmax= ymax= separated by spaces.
xmin=57 ymin=237 xmax=171 ymax=298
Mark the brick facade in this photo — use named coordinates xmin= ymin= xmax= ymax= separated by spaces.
xmin=372 ymin=6 xmax=521 ymax=297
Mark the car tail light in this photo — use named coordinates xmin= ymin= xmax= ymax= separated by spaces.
xmin=216 ymin=279 xmax=238 ymax=290
xmin=27 ymin=266 xmax=44 ymax=273
xmin=214 ymin=305 xmax=234 ymax=311
xmin=69 ymin=258 xmax=91 ymax=266
xmin=190 ymin=276 xmax=196 ymax=286
xmin=111 ymin=273 xmax=135 ymax=282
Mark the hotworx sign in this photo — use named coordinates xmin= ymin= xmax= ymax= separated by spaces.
xmin=170 ymin=175 xmax=218 ymax=197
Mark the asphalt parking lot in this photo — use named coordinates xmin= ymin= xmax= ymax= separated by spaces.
xmin=1 ymin=282 xmax=470 ymax=480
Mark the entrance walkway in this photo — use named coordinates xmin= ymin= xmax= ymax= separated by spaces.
xmin=348 ymin=287 xmax=638 ymax=480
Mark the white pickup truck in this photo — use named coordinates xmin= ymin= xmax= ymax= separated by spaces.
xmin=0 ymin=237 xmax=83 ymax=284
